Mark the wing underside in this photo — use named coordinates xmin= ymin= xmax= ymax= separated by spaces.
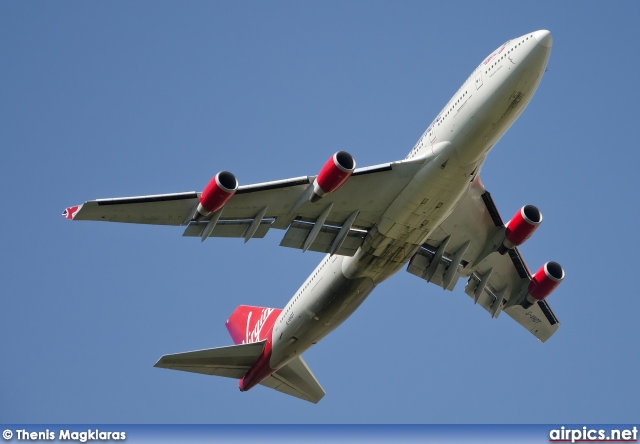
xmin=68 ymin=159 xmax=424 ymax=255
xmin=406 ymin=176 xmax=560 ymax=342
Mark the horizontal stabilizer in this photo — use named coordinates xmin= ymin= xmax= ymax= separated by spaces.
xmin=154 ymin=341 xmax=265 ymax=379
xmin=260 ymin=355 xmax=325 ymax=404
xmin=155 ymin=342 xmax=325 ymax=403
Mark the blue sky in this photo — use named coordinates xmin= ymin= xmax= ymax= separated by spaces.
xmin=2 ymin=2 xmax=639 ymax=424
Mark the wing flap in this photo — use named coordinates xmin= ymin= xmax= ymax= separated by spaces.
xmin=279 ymin=221 xmax=366 ymax=256
xmin=182 ymin=220 xmax=274 ymax=239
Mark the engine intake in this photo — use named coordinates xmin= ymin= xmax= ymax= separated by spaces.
xmin=194 ymin=171 xmax=238 ymax=221
xmin=310 ymin=151 xmax=356 ymax=202
xmin=522 ymin=261 xmax=565 ymax=308
xmin=499 ymin=205 xmax=542 ymax=254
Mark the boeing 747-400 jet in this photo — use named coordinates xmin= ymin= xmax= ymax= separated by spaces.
xmin=64 ymin=30 xmax=563 ymax=403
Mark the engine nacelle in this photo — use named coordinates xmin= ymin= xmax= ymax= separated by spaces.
xmin=194 ymin=171 xmax=238 ymax=221
xmin=499 ymin=205 xmax=542 ymax=254
xmin=310 ymin=151 xmax=356 ymax=202
xmin=522 ymin=261 xmax=565 ymax=308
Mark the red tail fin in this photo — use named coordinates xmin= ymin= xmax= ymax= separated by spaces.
xmin=225 ymin=305 xmax=282 ymax=345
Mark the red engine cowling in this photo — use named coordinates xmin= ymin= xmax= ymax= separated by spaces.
xmin=310 ymin=151 xmax=356 ymax=202
xmin=522 ymin=261 xmax=565 ymax=308
xmin=499 ymin=205 xmax=542 ymax=254
xmin=194 ymin=171 xmax=238 ymax=220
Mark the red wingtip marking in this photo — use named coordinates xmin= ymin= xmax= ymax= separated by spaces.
xmin=62 ymin=206 xmax=80 ymax=220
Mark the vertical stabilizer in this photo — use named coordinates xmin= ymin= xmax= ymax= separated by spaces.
xmin=226 ymin=305 xmax=282 ymax=345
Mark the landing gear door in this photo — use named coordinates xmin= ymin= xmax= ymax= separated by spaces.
xmin=475 ymin=71 xmax=483 ymax=90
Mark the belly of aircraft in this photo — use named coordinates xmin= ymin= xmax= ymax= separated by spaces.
xmin=270 ymin=255 xmax=375 ymax=366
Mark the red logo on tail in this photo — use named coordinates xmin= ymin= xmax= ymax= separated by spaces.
xmin=226 ymin=305 xmax=282 ymax=345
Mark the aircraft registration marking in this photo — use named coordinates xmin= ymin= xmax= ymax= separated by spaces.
xmin=524 ymin=311 xmax=542 ymax=324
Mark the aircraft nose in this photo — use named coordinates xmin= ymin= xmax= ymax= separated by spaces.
xmin=533 ymin=30 xmax=553 ymax=48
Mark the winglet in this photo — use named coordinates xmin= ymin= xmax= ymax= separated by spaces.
xmin=62 ymin=205 xmax=82 ymax=220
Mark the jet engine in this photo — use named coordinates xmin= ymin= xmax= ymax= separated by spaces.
xmin=193 ymin=171 xmax=238 ymax=221
xmin=521 ymin=261 xmax=565 ymax=308
xmin=310 ymin=151 xmax=356 ymax=202
xmin=499 ymin=205 xmax=542 ymax=254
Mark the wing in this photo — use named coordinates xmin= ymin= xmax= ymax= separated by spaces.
xmin=406 ymin=176 xmax=560 ymax=342
xmin=64 ymin=158 xmax=424 ymax=256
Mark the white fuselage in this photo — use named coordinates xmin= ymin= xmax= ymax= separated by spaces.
xmin=270 ymin=31 xmax=552 ymax=368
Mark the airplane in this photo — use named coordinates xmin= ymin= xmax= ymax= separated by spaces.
xmin=63 ymin=30 xmax=563 ymax=404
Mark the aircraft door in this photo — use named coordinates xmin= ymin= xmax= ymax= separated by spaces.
xmin=475 ymin=71 xmax=483 ymax=90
